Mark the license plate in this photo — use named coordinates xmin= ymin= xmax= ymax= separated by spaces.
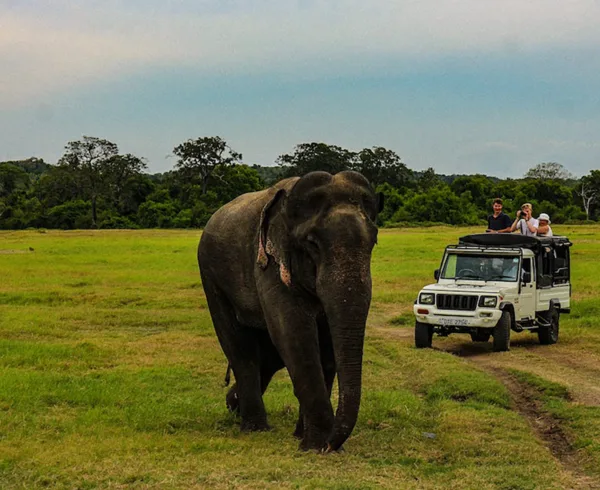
xmin=438 ymin=318 xmax=469 ymax=326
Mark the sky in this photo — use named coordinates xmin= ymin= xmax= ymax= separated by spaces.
xmin=1 ymin=0 xmax=599 ymax=178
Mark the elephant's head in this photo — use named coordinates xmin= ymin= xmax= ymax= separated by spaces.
xmin=257 ymin=170 xmax=383 ymax=450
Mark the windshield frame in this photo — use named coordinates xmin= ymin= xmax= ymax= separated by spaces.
xmin=440 ymin=251 xmax=522 ymax=282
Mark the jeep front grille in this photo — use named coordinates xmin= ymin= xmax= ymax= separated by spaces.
xmin=436 ymin=294 xmax=478 ymax=311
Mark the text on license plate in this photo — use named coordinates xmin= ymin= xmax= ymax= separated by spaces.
xmin=439 ymin=318 xmax=469 ymax=326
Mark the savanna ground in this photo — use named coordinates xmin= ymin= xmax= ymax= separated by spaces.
xmin=0 ymin=226 xmax=599 ymax=489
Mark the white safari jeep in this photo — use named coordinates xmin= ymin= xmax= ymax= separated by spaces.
xmin=413 ymin=233 xmax=572 ymax=352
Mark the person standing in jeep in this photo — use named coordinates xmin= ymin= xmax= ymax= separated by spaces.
xmin=486 ymin=198 xmax=512 ymax=233
xmin=510 ymin=203 xmax=539 ymax=236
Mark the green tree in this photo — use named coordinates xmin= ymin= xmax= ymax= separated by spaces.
xmin=173 ymin=136 xmax=242 ymax=195
xmin=354 ymin=147 xmax=412 ymax=188
xmin=58 ymin=136 xmax=119 ymax=227
xmin=375 ymin=182 xmax=405 ymax=224
xmin=417 ymin=167 xmax=441 ymax=192
xmin=58 ymin=137 xmax=148 ymax=227
xmin=277 ymin=142 xmax=355 ymax=177
xmin=105 ymin=154 xmax=148 ymax=215
xmin=252 ymin=164 xmax=283 ymax=186
xmin=0 ymin=163 xmax=30 ymax=197
xmin=450 ymin=174 xmax=494 ymax=210
xmin=7 ymin=157 xmax=49 ymax=177
xmin=34 ymin=166 xmax=80 ymax=209
xmin=210 ymin=164 xmax=264 ymax=203
xmin=524 ymin=162 xmax=572 ymax=181
xmin=580 ymin=170 xmax=600 ymax=220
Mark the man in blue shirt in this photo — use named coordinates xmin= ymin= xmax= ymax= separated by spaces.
xmin=486 ymin=198 xmax=512 ymax=233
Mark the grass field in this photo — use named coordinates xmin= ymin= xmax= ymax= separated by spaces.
xmin=1 ymin=226 xmax=599 ymax=489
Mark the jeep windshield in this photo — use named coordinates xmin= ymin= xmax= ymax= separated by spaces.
xmin=441 ymin=253 xmax=520 ymax=282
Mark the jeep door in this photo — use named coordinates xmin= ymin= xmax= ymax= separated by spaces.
xmin=517 ymin=257 xmax=536 ymax=320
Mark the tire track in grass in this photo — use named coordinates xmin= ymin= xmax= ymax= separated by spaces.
xmin=485 ymin=366 xmax=598 ymax=489
xmin=438 ymin=336 xmax=600 ymax=407
xmin=375 ymin=326 xmax=600 ymax=488
xmin=439 ymin=343 xmax=600 ymax=488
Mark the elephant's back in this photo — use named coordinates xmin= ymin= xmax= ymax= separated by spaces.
xmin=198 ymin=177 xmax=299 ymax=267
xmin=201 ymin=178 xmax=298 ymax=246
xmin=201 ymin=189 xmax=268 ymax=249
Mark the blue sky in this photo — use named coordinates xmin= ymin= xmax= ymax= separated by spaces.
xmin=1 ymin=0 xmax=599 ymax=177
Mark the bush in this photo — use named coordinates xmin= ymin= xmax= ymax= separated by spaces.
xmin=390 ymin=187 xmax=481 ymax=225
xmin=172 ymin=209 xmax=192 ymax=228
xmin=45 ymin=200 xmax=93 ymax=229
xmin=137 ymin=201 xmax=177 ymax=228
xmin=98 ymin=213 xmax=138 ymax=229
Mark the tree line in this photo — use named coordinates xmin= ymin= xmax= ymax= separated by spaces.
xmin=1 ymin=135 xmax=599 ymax=230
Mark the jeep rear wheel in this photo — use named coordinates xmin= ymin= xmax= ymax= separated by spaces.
xmin=470 ymin=330 xmax=491 ymax=342
xmin=493 ymin=311 xmax=511 ymax=352
xmin=538 ymin=308 xmax=559 ymax=345
xmin=415 ymin=321 xmax=433 ymax=349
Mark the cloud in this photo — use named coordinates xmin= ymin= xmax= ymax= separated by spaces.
xmin=2 ymin=0 xmax=600 ymax=106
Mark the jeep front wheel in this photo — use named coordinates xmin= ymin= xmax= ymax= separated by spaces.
xmin=538 ymin=308 xmax=559 ymax=345
xmin=493 ymin=311 xmax=511 ymax=352
xmin=415 ymin=321 xmax=433 ymax=349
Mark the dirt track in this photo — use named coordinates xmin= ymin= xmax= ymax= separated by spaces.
xmin=375 ymin=326 xmax=600 ymax=489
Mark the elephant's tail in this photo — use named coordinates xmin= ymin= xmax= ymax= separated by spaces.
xmin=223 ymin=362 xmax=232 ymax=387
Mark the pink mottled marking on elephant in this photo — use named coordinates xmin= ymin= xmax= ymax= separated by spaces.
xmin=259 ymin=238 xmax=291 ymax=286
xmin=257 ymin=236 xmax=268 ymax=268
xmin=280 ymin=263 xmax=292 ymax=287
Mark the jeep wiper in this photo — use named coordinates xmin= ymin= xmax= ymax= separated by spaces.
xmin=488 ymin=274 xmax=515 ymax=280
xmin=456 ymin=274 xmax=482 ymax=280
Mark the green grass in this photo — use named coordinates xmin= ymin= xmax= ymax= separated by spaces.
xmin=0 ymin=227 xmax=599 ymax=488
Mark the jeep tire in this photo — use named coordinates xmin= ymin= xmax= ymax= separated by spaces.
xmin=493 ymin=311 xmax=511 ymax=352
xmin=470 ymin=330 xmax=491 ymax=342
xmin=538 ymin=307 xmax=559 ymax=345
xmin=415 ymin=321 xmax=433 ymax=349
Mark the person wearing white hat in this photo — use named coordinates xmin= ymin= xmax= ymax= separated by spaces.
xmin=537 ymin=213 xmax=553 ymax=236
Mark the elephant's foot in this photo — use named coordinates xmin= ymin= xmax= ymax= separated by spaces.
xmin=240 ymin=418 xmax=271 ymax=432
xmin=298 ymin=428 xmax=329 ymax=452
xmin=225 ymin=386 xmax=240 ymax=414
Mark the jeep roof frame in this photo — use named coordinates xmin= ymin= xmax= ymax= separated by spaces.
xmin=458 ymin=233 xmax=572 ymax=254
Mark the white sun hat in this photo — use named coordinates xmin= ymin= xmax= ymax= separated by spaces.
xmin=538 ymin=213 xmax=551 ymax=223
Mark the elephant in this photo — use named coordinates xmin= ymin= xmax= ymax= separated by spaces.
xmin=198 ymin=170 xmax=383 ymax=452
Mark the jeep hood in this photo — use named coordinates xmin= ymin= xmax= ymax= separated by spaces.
xmin=422 ymin=283 xmax=515 ymax=295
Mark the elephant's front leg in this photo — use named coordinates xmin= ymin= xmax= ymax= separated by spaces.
xmin=262 ymin=295 xmax=334 ymax=450
xmin=294 ymin=314 xmax=336 ymax=441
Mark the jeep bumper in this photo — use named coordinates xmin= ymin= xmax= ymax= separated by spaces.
xmin=413 ymin=305 xmax=503 ymax=329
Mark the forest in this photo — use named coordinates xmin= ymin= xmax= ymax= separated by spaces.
xmin=1 ymin=135 xmax=598 ymax=230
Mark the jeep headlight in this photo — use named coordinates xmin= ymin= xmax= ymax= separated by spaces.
xmin=480 ymin=296 xmax=498 ymax=308
xmin=419 ymin=293 xmax=435 ymax=305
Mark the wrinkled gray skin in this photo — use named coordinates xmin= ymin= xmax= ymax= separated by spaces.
xmin=198 ymin=171 xmax=382 ymax=451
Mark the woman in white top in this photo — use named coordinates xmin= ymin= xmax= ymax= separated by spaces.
xmin=510 ymin=203 xmax=538 ymax=237
xmin=537 ymin=213 xmax=553 ymax=236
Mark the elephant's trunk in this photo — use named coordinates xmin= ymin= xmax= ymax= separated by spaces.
xmin=318 ymin=255 xmax=372 ymax=451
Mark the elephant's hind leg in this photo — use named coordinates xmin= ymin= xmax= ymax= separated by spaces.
xmin=225 ymin=332 xmax=284 ymax=416
xmin=203 ymin=283 xmax=270 ymax=432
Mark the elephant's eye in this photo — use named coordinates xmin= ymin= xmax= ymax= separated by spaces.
xmin=305 ymin=234 xmax=320 ymax=251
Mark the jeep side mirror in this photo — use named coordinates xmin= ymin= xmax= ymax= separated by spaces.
xmin=522 ymin=271 xmax=531 ymax=283
xmin=434 ymin=269 xmax=440 ymax=280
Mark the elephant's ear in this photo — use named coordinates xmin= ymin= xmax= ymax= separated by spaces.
xmin=257 ymin=188 xmax=287 ymax=270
